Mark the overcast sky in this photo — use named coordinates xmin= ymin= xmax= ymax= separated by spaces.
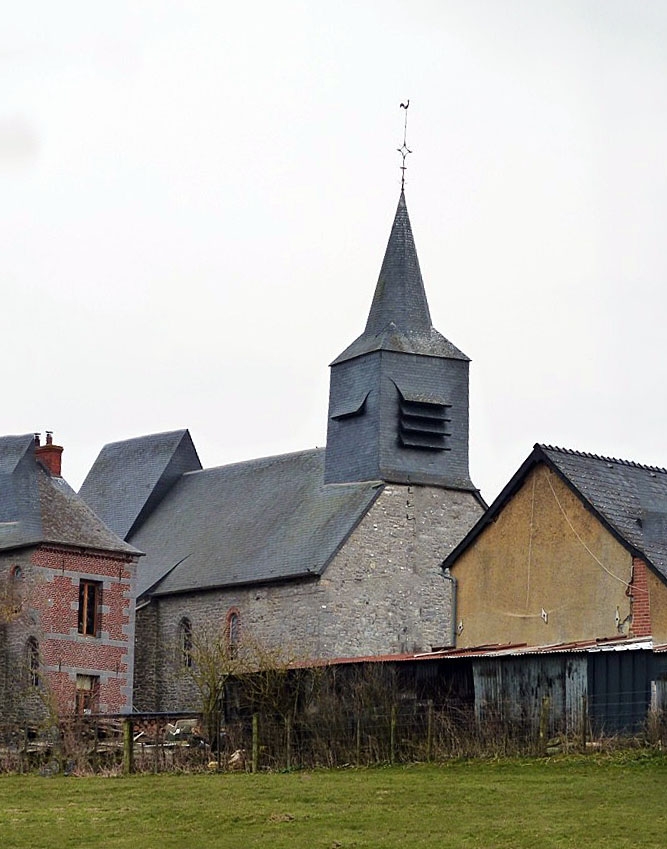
xmin=2 ymin=1 xmax=666 ymax=503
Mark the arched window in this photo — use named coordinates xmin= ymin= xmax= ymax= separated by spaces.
xmin=179 ymin=618 xmax=193 ymax=668
xmin=26 ymin=638 xmax=39 ymax=687
xmin=226 ymin=609 xmax=240 ymax=659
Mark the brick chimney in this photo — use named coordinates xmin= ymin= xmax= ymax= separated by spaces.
xmin=35 ymin=431 xmax=63 ymax=477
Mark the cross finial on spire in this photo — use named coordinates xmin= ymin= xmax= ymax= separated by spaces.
xmin=397 ymin=100 xmax=412 ymax=191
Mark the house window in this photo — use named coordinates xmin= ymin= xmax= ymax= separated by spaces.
xmin=78 ymin=580 xmax=102 ymax=637
xmin=26 ymin=638 xmax=39 ymax=687
xmin=227 ymin=610 xmax=240 ymax=659
xmin=75 ymin=674 xmax=100 ymax=715
xmin=179 ymin=618 xmax=193 ymax=668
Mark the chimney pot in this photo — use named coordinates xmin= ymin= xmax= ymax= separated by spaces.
xmin=35 ymin=432 xmax=63 ymax=477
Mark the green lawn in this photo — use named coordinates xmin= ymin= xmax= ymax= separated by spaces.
xmin=2 ymin=753 xmax=667 ymax=848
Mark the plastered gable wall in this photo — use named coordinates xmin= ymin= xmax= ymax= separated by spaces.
xmin=136 ymin=483 xmax=483 ymax=712
xmin=452 ymin=464 xmax=637 ymax=648
xmin=645 ymin=566 xmax=667 ymax=644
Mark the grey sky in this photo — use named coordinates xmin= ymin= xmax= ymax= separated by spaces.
xmin=2 ymin=1 xmax=666 ymax=502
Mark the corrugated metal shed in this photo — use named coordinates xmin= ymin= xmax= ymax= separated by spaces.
xmin=473 ymin=655 xmax=587 ymax=736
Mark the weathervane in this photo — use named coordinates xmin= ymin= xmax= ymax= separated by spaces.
xmin=397 ymin=100 xmax=411 ymax=190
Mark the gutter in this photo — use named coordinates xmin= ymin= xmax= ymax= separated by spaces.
xmin=442 ymin=567 xmax=457 ymax=648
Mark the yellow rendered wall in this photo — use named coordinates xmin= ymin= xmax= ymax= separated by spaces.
xmin=452 ymin=464 xmax=634 ymax=648
xmin=646 ymin=567 xmax=667 ymax=645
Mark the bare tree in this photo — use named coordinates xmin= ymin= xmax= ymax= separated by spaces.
xmin=240 ymin=635 xmax=317 ymax=721
xmin=181 ymin=624 xmax=248 ymax=745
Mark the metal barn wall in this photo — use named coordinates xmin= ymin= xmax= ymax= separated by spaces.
xmin=649 ymin=654 xmax=667 ymax=713
xmin=588 ymin=650 xmax=651 ymax=733
xmin=473 ymin=656 xmax=588 ymax=736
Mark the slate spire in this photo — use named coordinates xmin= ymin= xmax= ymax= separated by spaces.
xmin=332 ymin=191 xmax=468 ymax=365
xmin=365 ymin=190 xmax=432 ymax=335
xmin=325 ymin=188 xmax=475 ymax=491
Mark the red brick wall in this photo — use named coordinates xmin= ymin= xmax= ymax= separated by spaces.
xmin=30 ymin=546 xmax=136 ymax=715
xmin=629 ymin=556 xmax=651 ymax=638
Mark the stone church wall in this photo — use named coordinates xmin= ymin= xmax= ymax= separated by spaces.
xmin=137 ymin=483 xmax=483 ymax=712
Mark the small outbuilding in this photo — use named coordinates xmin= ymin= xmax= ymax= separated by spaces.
xmin=442 ymin=444 xmax=667 ymax=733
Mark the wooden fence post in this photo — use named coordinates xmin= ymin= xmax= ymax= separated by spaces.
xmin=20 ymin=725 xmax=28 ymax=774
xmin=426 ymin=700 xmax=434 ymax=762
xmin=216 ymin=708 xmax=222 ymax=771
xmin=539 ymin=696 xmax=550 ymax=756
xmin=355 ymin=715 xmax=362 ymax=767
xmin=390 ymin=704 xmax=397 ymax=765
xmin=123 ymin=718 xmax=134 ymax=775
xmin=153 ymin=724 xmax=160 ymax=774
xmin=252 ymin=713 xmax=259 ymax=773
xmin=581 ymin=694 xmax=588 ymax=753
xmin=285 ymin=715 xmax=292 ymax=771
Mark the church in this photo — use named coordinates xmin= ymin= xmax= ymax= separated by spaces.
xmin=4 ymin=180 xmax=666 ymax=729
xmin=80 ymin=189 xmax=486 ymax=712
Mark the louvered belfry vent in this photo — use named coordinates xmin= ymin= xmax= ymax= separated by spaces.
xmin=397 ymin=388 xmax=451 ymax=451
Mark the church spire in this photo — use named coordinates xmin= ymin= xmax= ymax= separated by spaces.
xmin=364 ymin=190 xmax=432 ymax=336
xmin=324 ymin=114 xmax=475 ymax=491
xmin=331 ymin=191 xmax=468 ymax=365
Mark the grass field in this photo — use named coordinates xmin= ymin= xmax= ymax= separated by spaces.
xmin=2 ymin=752 xmax=667 ymax=849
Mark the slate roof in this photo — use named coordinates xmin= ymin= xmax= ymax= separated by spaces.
xmin=332 ymin=191 xmax=469 ymax=365
xmin=79 ymin=430 xmax=202 ymax=539
xmin=0 ymin=434 xmax=138 ymax=556
xmin=443 ymin=444 xmax=667 ymax=581
xmin=129 ymin=448 xmax=383 ymax=598
xmin=540 ymin=445 xmax=667 ymax=580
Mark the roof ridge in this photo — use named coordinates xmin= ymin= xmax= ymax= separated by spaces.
xmin=538 ymin=443 xmax=667 ymax=475
xmin=183 ymin=447 xmax=325 ymax=477
xmin=99 ymin=428 xmax=190 ymax=450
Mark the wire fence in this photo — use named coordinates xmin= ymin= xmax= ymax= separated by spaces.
xmin=2 ymin=692 xmax=666 ymax=775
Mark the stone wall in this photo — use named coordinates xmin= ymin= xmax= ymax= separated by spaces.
xmin=0 ymin=549 xmax=47 ymax=724
xmin=133 ymin=601 xmax=159 ymax=712
xmin=137 ymin=483 xmax=483 ymax=712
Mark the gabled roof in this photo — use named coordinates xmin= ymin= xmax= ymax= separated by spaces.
xmin=80 ymin=430 xmax=202 ymax=539
xmin=130 ymin=448 xmax=383 ymax=598
xmin=332 ymin=191 xmax=469 ymax=365
xmin=443 ymin=444 xmax=667 ymax=581
xmin=0 ymin=434 xmax=138 ymax=556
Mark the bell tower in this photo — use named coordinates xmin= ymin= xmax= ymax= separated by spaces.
xmin=324 ymin=189 xmax=475 ymax=492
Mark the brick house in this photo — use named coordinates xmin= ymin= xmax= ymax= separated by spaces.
xmin=0 ymin=433 xmax=139 ymax=721
xmin=80 ymin=190 xmax=486 ymax=712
